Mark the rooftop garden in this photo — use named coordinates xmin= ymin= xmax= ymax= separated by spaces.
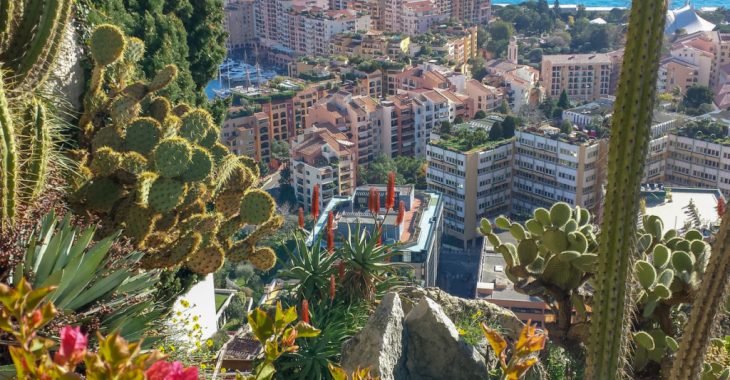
xmin=675 ymin=119 xmax=730 ymax=145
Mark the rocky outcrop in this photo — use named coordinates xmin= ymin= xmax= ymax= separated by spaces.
xmin=341 ymin=292 xmax=407 ymax=380
xmin=405 ymin=297 xmax=490 ymax=380
xmin=341 ymin=290 xmax=525 ymax=380
xmin=397 ymin=286 xmax=524 ymax=341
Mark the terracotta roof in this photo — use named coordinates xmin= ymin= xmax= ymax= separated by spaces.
xmin=224 ymin=335 xmax=262 ymax=361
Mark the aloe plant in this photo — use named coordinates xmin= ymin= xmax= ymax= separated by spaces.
xmin=584 ymin=0 xmax=668 ymax=378
xmin=280 ymin=231 xmax=339 ymax=304
xmin=12 ymin=211 xmax=162 ymax=342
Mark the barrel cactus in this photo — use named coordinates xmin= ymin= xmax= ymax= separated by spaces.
xmin=73 ymin=25 xmax=280 ymax=274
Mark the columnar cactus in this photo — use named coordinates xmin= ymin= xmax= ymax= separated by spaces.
xmin=585 ymin=0 xmax=668 ymax=377
xmin=0 ymin=0 xmax=71 ymax=229
xmin=0 ymin=0 xmax=73 ymax=91
xmin=73 ymin=25 xmax=280 ymax=274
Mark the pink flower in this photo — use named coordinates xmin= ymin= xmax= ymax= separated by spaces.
xmin=145 ymin=361 xmax=199 ymax=380
xmin=54 ymin=326 xmax=87 ymax=366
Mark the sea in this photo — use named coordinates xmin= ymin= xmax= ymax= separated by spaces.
xmin=495 ymin=1 xmax=726 ymax=8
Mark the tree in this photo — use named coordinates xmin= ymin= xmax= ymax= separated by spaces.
xmin=439 ymin=121 xmax=452 ymax=135
xmin=683 ymin=85 xmax=714 ymax=109
xmin=498 ymin=100 xmax=511 ymax=114
xmin=552 ymin=107 xmax=564 ymax=120
xmin=487 ymin=21 xmax=514 ymax=57
xmin=488 ymin=122 xmax=503 ymax=141
xmin=502 ymin=116 xmax=517 ymax=138
xmin=474 ymin=110 xmax=487 ymax=119
xmin=540 ymin=98 xmax=556 ymax=119
xmin=557 ymin=90 xmax=571 ymax=109
xmin=528 ymin=48 xmax=544 ymax=63
xmin=553 ymin=0 xmax=561 ymax=16
xmin=454 ymin=115 xmax=465 ymax=125
xmin=271 ymin=141 xmax=290 ymax=162
xmin=559 ymin=120 xmax=573 ymax=134
xmin=588 ymin=27 xmax=610 ymax=51
xmin=469 ymin=56 xmax=488 ymax=81
xmin=473 ymin=128 xmax=489 ymax=146
xmin=576 ymin=4 xmax=587 ymax=19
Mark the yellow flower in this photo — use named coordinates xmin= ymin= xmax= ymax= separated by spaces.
xmin=193 ymin=315 xmax=199 ymax=322
xmin=458 ymin=328 xmax=466 ymax=336
xmin=195 ymin=341 xmax=201 ymax=348
xmin=180 ymin=299 xmax=190 ymax=308
xmin=201 ymin=364 xmax=207 ymax=370
xmin=176 ymin=311 xmax=182 ymax=317
xmin=207 ymin=339 xmax=214 ymax=347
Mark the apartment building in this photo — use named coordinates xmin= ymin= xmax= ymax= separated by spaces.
xmin=408 ymin=89 xmax=451 ymax=157
xmin=449 ymin=0 xmax=491 ymax=25
xmin=658 ymin=32 xmax=716 ymax=93
xmin=306 ymin=91 xmax=381 ymax=165
xmin=346 ymin=0 xmax=383 ymax=30
xmin=221 ymin=110 xmax=271 ymax=162
xmin=330 ymin=31 xmax=410 ymax=59
xmin=291 ymin=125 xmax=357 ymax=209
xmin=224 ymin=0 xmax=256 ymax=50
xmin=484 ymin=60 xmax=541 ymax=112
xmin=401 ymin=1 xmax=449 ymax=37
xmin=426 ymin=118 xmax=513 ymax=247
xmin=714 ymin=33 xmax=730 ymax=89
xmin=665 ymin=130 xmax=730 ymax=197
xmin=658 ymin=56 xmax=702 ymax=94
xmin=391 ymin=64 xmax=451 ymax=95
xmin=541 ymin=53 xmax=615 ymax=102
xmin=642 ymin=112 xmax=687 ymax=183
xmin=429 ymin=26 xmax=479 ymax=68
xmin=511 ymin=127 xmax=607 ymax=218
xmin=380 ymin=94 xmax=417 ymax=157
xmin=308 ymin=185 xmax=444 ymax=286
xmin=562 ymin=97 xmax=615 ymax=128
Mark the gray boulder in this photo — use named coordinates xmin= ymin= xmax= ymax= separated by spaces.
xmin=341 ymin=292 xmax=407 ymax=380
xmin=404 ymin=297 xmax=489 ymax=380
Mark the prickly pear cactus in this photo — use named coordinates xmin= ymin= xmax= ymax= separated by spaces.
xmin=480 ymin=207 xmax=714 ymax=377
xmin=479 ymin=202 xmax=598 ymax=336
xmin=73 ymin=25 xmax=281 ymax=274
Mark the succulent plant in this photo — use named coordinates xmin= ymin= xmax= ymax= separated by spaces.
xmin=0 ymin=0 xmax=72 ymax=229
xmin=72 ymin=25 xmax=281 ymax=274
xmin=480 ymin=202 xmax=598 ymax=336
xmin=584 ymin=0 xmax=668 ymax=377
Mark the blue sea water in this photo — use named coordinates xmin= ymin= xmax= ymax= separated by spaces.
xmin=495 ymin=1 xmax=726 ymax=8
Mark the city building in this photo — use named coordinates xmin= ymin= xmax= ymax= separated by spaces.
xmin=448 ymin=0 xmax=491 ymax=25
xmin=643 ymin=186 xmax=723 ymax=231
xmin=306 ymin=91 xmax=382 ymax=165
xmin=484 ymin=58 xmax=542 ymax=112
xmin=224 ymin=0 xmax=256 ymax=50
xmin=222 ymin=110 xmax=271 ymax=162
xmin=511 ymin=126 xmax=608 ymax=219
xmin=658 ymin=56 xmax=702 ymax=94
xmin=541 ymin=53 xmax=615 ymax=102
xmin=408 ymin=89 xmax=451 ymax=157
xmin=714 ymin=33 xmax=730 ymax=89
xmin=665 ymin=126 xmax=730 ymax=197
xmin=477 ymin=250 xmax=553 ymax=327
xmin=662 ymin=31 xmax=716 ymax=91
xmin=308 ymin=185 xmax=445 ymax=286
xmin=562 ymin=97 xmax=615 ymax=128
xmin=380 ymin=0 xmax=488 ymax=35
xmin=291 ymin=125 xmax=357 ymax=209
xmin=401 ymin=1 xmax=449 ymax=36
xmin=426 ymin=117 xmax=513 ymax=247
xmin=330 ymin=31 xmax=410 ymax=60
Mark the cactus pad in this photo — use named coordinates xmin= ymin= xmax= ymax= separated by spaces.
xmin=90 ymin=24 xmax=126 ymax=66
xmin=84 ymin=178 xmax=124 ymax=212
xmin=125 ymin=117 xmax=162 ymax=155
xmin=149 ymin=64 xmax=178 ymax=92
xmin=91 ymin=127 xmax=123 ymax=152
xmin=187 ymin=244 xmax=224 ymax=274
xmin=248 ymin=247 xmax=277 ymax=271
xmin=90 ymin=147 xmax=122 ymax=177
xmin=228 ymin=239 xmax=255 ymax=262
xmin=549 ymin=202 xmax=572 ymax=228
xmin=153 ymin=137 xmax=193 ymax=178
xmin=200 ymin=127 xmax=220 ymax=148
xmin=148 ymin=177 xmax=187 ymax=213
xmin=240 ymin=190 xmax=275 ymax=225
xmin=120 ymin=152 xmax=148 ymax=176
xmin=149 ymin=97 xmax=172 ymax=122
xmin=180 ymin=109 xmax=213 ymax=143
xmin=181 ymin=147 xmax=213 ymax=183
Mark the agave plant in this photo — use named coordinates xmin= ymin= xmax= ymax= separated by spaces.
xmin=12 ymin=211 xmax=162 ymax=342
xmin=339 ymin=225 xmax=397 ymax=304
xmin=280 ymin=231 xmax=338 ymax=304
xmin=276 ymin=301 xmax=369 ymax=380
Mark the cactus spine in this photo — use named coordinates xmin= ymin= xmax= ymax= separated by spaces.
xmin=669 ymin=203 xmax=730 ymax=380
xmin=585 ymin=0 xmax=668 ymax=378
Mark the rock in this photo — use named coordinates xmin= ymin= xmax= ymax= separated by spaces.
xmin=398 ymin=286 xmax=524 ymax=341
xmin=404 ymin=297 xmax=489 ymax=380
xmin=341 ymin=292 xmax=407 ymax=380
xmin=45 ymin=23 xmax=85 ymax=115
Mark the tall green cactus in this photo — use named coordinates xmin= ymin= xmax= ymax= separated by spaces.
xmin=585 ymin=0 xmax=668 ymax=378
xmin=0 ymin=72 xmax=18 ymax=229
xmin=74 ymin=25 xmax=281 ymax=275
xmin=669 ymin=203 xmax=730 ymax=380
xmin=0 ymin=0 xmax=73 ymax=91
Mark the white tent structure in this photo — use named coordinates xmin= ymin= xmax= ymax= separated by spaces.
xmin=665 ymin=1 xmax=716 ymax=36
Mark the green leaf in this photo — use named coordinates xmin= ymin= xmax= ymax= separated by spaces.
xmin=294 ymin=321 xmax=321 ymax=338
xmin=53 ymin=233 xmax=118 ymax=307
xmin=65 ymin=269 xmax=130 ymax=310
xmin=634 ymin=331 xmax=655 ymax=350
xmin=249 ymin=308 xmax=274 ymax=343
